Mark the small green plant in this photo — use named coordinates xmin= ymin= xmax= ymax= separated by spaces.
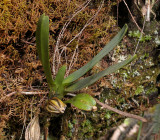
xmin=135 ymin=85 xmax=144 ymax=95
xmin=36 ymin=14 xmax=136 ymax=112
xmin=128 ymin=30 xmax=152 ymax=42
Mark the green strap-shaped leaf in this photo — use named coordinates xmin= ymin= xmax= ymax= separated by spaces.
xmin=36 ymin=14 xmax=54 ymax=88
xmin=65 ymin=93 xmax=96 ymax=111
xmin=66 ymin=55 xmax=136 ymax=92
xmin=53 ymin=65 xmax=66 ymax=99
xmin=63 ymin=24 xmax=128 ymax=85
xmin=54 ymin=65 xmax=66 ymax=88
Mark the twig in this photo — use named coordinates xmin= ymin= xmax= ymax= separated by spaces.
xmin=123 ymin=0 xmax=143 ymax=33
xmin=0 ymin=91 xmax=48 ymax=103
xmin=65 ymin=41 xmax=79 ymax=77
xmin=52 ymin=0 xmax=92 ymax=75
xmin=21 ymin=39 xmax=35 ymax=45
xmin=65 ymin=0 xmax=104 ymax=48
xmin=133 ymin=18 xmax=146 ymax=56
xmin=0 ymin=92 xmax=16 ymax=103
xmin=56 ymin=46 xmax=67 ymax=70
xmin=64 ymin=0 xmax=104 ymax=76
xmin=95 ymin=98 xmax=147 ymax=122
xmin=21 ymin=91 xmax=48 ymax=95
xmin=117 ymin=1 xmax=119 ymax=25
xmin=53 ymin=0 xmax=104 ymax=75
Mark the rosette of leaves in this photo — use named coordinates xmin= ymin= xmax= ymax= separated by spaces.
xmin=36 ymin=14 xmax=136 ymax=111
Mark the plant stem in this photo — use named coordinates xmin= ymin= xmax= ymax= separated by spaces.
xmin=95 ymin=98 xmax=147 ymax=122
xmin=137 ymin=121 xmax=143 ymax=140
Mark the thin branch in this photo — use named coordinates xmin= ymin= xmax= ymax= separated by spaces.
xmin=52 ymin=0 xmax=92 ymax=75
xmin=95 ymin=98 xmax=147 ymax=122
xmin=123 ymin=0 xmax=143 ymax=33
xmin=53 ymin=0 xmax=104 ymax=74
xmin=65 ymin=0 xmax=104 ymax=48
xmin=0 ymin=92 xmax=16 ymax=103
xmin=21 ymin=91 xmax=48 ymax=95
xmin=133 ymin=18 xmax=146 ymax=55
xmin=21 ymin=39 xmax=35 ymax=45
xmin=65 ymin=43 xmax=79 ymax=77
xmin=0 ymin=91 xmax=48 ymax=103
xmin=65 ymin=0 xmax=104 ymax=76
xmin=117 ymin=1 xmax=119 ymax=25
xmin=57 ymin=46 xmax=67 ymax=70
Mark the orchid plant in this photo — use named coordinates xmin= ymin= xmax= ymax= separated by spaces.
xmin=36 ymin=14 xmax=136 ymax=112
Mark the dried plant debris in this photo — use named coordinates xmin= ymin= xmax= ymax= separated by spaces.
xmin=25 ymin=115 xmax=40 ymax=140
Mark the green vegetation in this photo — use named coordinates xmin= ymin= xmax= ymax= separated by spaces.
xmin=128 ymin=30 xmax=152 ymax=42
xmin=36 ymin=14 xmax=136 ymax=112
